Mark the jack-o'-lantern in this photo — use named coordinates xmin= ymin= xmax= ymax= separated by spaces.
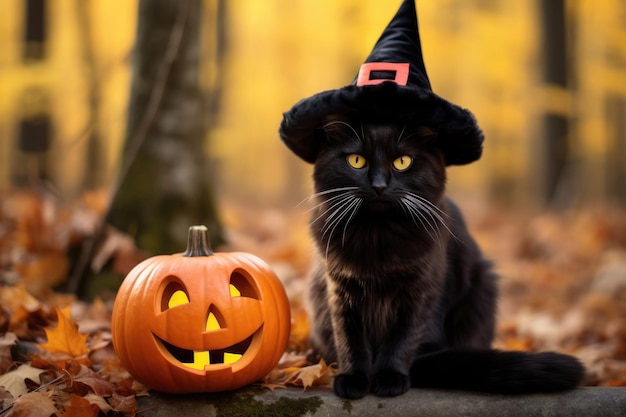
xmin=111 ymin=225 xmax=291 ymax=393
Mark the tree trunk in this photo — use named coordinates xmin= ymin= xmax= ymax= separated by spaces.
xmin=107 ymin=0 xmax=223 ymax=255
xmin=539 ymin=0 xmax=572 ymax=208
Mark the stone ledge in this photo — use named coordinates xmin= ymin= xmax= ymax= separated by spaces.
xmin=137 ymin=386 xmax=626 ymax=417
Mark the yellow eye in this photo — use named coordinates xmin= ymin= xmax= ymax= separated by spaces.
xmin=393 ymin=155 xmax=412 ymax=171
xmin=347 ymin=154 xmax=366 ymax=169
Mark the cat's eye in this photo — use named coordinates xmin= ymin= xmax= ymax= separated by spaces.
xmin=347 ymin=154 xmax=367 ymax=169
xmin=393 ymin=155 xmax=413 ymax=171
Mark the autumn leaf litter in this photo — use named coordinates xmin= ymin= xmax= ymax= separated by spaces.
xmin=1 ymin=190 xmax=626 ymax=416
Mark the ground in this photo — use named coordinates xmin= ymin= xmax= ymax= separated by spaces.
xmin=0 ymin=190 xmax=625 ymax=415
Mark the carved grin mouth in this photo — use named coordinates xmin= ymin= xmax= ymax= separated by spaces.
xmin=155 ymin=332 xmax=256 ymax=369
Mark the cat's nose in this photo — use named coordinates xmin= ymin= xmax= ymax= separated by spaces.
xmin=371 ymin=173 xmax=388 ymax=195
xmin=373 ymin=185 xmax=387 ymax=195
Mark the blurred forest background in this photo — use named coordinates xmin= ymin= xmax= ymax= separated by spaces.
xmin=0 ymin=0 xmax=625 ymax=395
xmin=1 ymin=0 xmax=625 ymax=208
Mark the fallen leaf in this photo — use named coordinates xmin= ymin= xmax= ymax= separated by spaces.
xmin=15 ymin=251 xmax=70 ymax=299
xmin=83 ymin=393 xmax=112 ymax=414
xmin=0 ymin=332 xmax=18 ymax=347
xmin=262 ymin=359 xmax=338 ymax=390
xmin=284 ymin=359 xmax=338 ymax=389
xmin=107 ymin=392 xmax=137 ymax=417
xmin=39 ymin=307 xmax=89 ymax=357
xmin=69 ymin=364 xmax=114 ymax=397
xmin=0 ymin=364 xmax=45 ymax=398
xmin=88 ymin=340 xmax=117 ymax=367
xmin=101 ymin=360 xmax=133 ymax=385
xmin=0 ymin=387 xmax=14 ymax=410
xmin=59 ymin=393 xmax=100 ymax=417
xmin=0 ymin=284 xmax=40 ymax=313
xmin=23 ymin=369 xmax=59 ymax=393
xmin=9 ymin=391 xmax=57 ymax=417
xmin=0 ymin=332 xmax=18 ymax=373
xmin=9 ymin=305 xmax=49 ymax=341
xmin=261 ymin=352 xmax=311 ymax=390
xmin=276 ymin=351 xmax=308 ymax=369
xmin=76 ymin=298 xmax=111 ymax=334
xmin=261 ymin=368 xmax=288 ymax=391
xmin=497 ymin=336 xmax=534 ymax=352
xmin=86 ymin=331 xmax=111 ymax=353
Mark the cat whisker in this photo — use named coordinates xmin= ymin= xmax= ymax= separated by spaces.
xmin=401 ymin=191 xmax=458 ymax=242
xmin=341 ymin=199 xmax=362 ymax=247
xmin=400 ymin=198 xmax=440 ymax=245
xmin=396 ymin=123 xmax=407 ymax=143
xmin=403 ymin=197 xmax=444 ymax=242
xmin=311 ymin=193 xmax=362 ymax=258
xmin=308 ymin=192 xmax=355 ymax=217
xmin=321 ymin=196 xmax=362 ymax=260
xmin=311 ymin=192 xmax=358 ymax=225
xmin=323 ymin=120 xmax=363 ymax=143
xmin=321 ymin=196 xmax=358 ymax=240
xmin=402 ymin=191 xmax=451 ymax=219
xmin=360 ymin=121 xmax=365 ymax=144
xmin=297 ymin=187 xmax=360 ymax=208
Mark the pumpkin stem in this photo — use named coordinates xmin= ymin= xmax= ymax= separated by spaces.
xmin=183 ymin=225 xmax=214 ymax=257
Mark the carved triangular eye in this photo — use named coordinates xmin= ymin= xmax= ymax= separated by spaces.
xmin=161 ymin=280 xmax=189 ymax=311
xmin=229 ymin=270 xmax=260 ymax=299
xmin=169 ymin=290 xmax=189 ymax=308
xmin=229 ymin=284 xmax=240 ymax=297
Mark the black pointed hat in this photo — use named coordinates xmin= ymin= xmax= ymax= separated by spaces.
xmin=279 ymin=0 xmax=483 ymax=166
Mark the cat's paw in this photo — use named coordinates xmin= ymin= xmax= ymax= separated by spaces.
xmin=371 ymin=369 xmax=410 ymax=397
xmin=333 ymin=373 xmax=369 ymax=399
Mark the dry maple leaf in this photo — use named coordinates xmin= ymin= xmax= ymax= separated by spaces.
xmin=39 ymin=307 xmax=89 ymax=357
xmin=261 ymin=352 xmax=311 ymax=390
xmin=261 ymin=359 xmax=338 ymax=391
xmin=284 ymin=359 xmax=338 ymax=390
xmin=69 ymin=364 xmax=115 ymax=397
xmin=59 ymin=393 xmax=100 ymax=417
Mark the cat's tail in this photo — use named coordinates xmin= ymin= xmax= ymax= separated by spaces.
xmin=410 ymin=348 xmax=585 ymax=394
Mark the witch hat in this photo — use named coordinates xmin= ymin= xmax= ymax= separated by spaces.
xmin=279 ymin=0 xmax=483 ymax=166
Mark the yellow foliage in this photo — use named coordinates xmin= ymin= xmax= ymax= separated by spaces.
xmin=39 ymin=307 xmax=89 ymax=357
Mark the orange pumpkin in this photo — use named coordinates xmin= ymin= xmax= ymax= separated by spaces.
xmin=111 ymin=225 xmax=291 ymax=393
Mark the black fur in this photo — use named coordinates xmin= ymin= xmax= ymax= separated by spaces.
xmin=302 ymin=116 xmax=585 ymax=399
xmin=411 ymin=348 xmax=586 ymax=394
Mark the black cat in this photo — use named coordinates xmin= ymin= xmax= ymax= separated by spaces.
xmin=278 ymin=0 xmax=585 ymax=399
xmin=303 ymin=115 xmax=584 ymax=399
